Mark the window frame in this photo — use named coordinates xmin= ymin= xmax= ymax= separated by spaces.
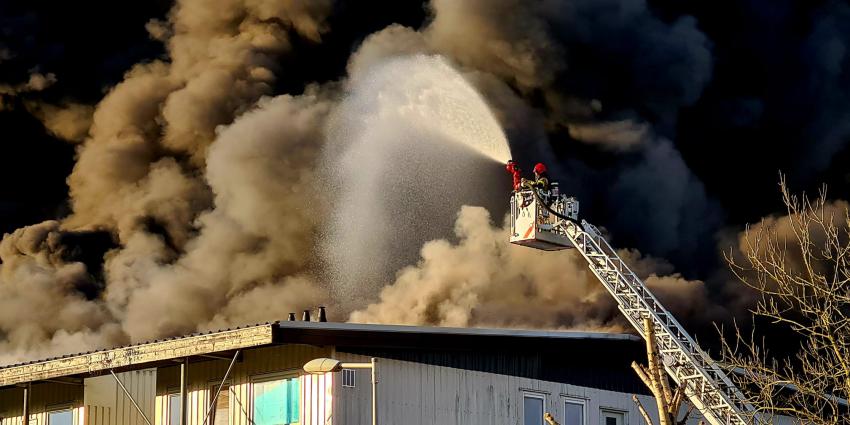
xmin=166 ymin=391 xmax=181 ymax=425
xmin=563 ymin=396 xmax=586 ymax=425
xmin=599 ymin=408 xmax=627 ymax=425
xmin=341 ymin=368 xmax=356 ymax=388
xmin=45 ymin=405 xmax=75 ymax=425
xmin=249 ymin=370 xmax=302 ymax=425
xmin=522 ymin=392 xmax=546 ymax=425
xmin=208 ymin=379 xmax=233 ymax=425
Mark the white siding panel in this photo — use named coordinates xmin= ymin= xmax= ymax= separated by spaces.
xmin=333 ymin=352 xmax=679 ymax=425
xmin=83 ymin=369 xmax=155 ymax=425
xmin=302 ymin=373 xmax=332 ymax=425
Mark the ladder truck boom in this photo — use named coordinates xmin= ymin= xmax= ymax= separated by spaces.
xmin=509 ymin=188 xmax=755 ymax=424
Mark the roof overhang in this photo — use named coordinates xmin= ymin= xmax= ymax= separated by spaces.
xmin=0 ymin=321 xmax=641 ymax=387
xmin=0 ymin=324 xmax=273 ymax=387
xmin=274 ymin=321 xmax=640 ymax=351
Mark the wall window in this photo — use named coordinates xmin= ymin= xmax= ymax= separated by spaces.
xmin=599 ymin=409 xmax=625 ymax=425
xmin=523 ymin=393 xmax=545 ymax=425
xmin=564 ymin=399 xmax=585 ymax=425
xmin=168 ymin=393 xmax=181 ymax=425
xmin=210 ymin=384 xmax=230 ymax=425
xmin=47 ymin=409 xmax=73 ymax=425
xmin=253 ymin=377 xmax=300 ymax=425
xmin=341 ymin=369 xmax=356 ymax=388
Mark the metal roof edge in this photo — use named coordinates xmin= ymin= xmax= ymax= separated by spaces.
xmin=274 ymin=321 xmax=640 ymax=342
xmin=0 ymin=321 xmax=638 ymax=386
xmin=0 ymin=323 xmax=274 ymax=387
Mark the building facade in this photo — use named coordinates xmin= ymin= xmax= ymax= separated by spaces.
xmin=0 ymin=321 xmax=710 ymax=425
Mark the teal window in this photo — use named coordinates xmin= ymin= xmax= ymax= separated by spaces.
xmin=253 ymin=377 xmax=300 ymax=425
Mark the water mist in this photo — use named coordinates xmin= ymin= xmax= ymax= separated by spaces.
xmin=321 ymin=54 xmax=512 ymax=310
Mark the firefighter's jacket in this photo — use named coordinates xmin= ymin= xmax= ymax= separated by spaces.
xmin=522 ymin=176 xmax=550 ymax=192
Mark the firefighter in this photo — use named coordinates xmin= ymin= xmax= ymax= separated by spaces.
xmin=505 ymin=160 xmax=523 ymax=191
xmin=522 ymin=162 xmax=550 ymax=192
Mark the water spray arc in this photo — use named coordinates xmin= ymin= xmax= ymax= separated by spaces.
xmin=322 ymin=54 xmax=512 ymax=307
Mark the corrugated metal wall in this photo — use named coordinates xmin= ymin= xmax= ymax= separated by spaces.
xmin=333 ymin=351 xmax=665 ymax=425
xmin=0 ymin=382 xmax=83 ymax=425
xmin=84 ymin=369 xmax=156 ymax=425
xmin=0 ymin=344 xmax=331 ymax=425
xmin=84 ymin=406 xmax=111 ymax=425
xmin=153 ymin=343 xmax=332 ymax=425
xmin=0 ymin=343 xmax=801 ymax=425
xmin=330 ymin=351 xmax=800 ymax=425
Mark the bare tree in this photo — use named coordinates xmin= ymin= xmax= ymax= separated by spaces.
xmin=631 ymin=317 xmax=694 ymax=425
xmin=720 ymin=177 xmax=850 ymax=424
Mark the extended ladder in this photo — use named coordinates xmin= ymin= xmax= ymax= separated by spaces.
xmin=561 ymin=219 xmax=755 ymax=425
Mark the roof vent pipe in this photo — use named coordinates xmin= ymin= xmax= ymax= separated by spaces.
xmin=318 ymin=306 xmax=327 ymax=322
xmin=287 ymin=313 xmax=296 ymax=321
xmin=302 ymin=310 xmax=311 ymax=322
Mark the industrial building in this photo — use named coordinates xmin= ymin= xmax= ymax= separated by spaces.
xmin=0 ymin=320 xmax=689 ymax=425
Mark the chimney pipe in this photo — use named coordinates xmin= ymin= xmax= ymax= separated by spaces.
xmin=318 ymin=306 xmax=327 ymax=322
xmin=302 ymin=310 xmax=311 ymax=322
xmin=287 ymin=312 xmax=296 ymax=321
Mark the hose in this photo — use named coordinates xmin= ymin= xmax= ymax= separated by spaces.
xmin=529 ymin=187 xmax=581 ymax=226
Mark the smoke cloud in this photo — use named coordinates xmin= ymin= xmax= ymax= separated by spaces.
xmin=0 ymin=71 xmax=57 ymax=111
xmin=350 ymin=206 xmax=722 ymax=331
xmin=108 ymin=92 xmax=333 ymax=342
xmin=24 ymin=101 xmax=94 ymax=143
xmin=0 ymin=0 xmax=334 ymax=363
xmin=0 ymin=221 xmax=122 ymax=363
xmin=1 ymin=0 xmax=847 ymax=365
xmin=566 ymin=119 xmax=649 ymax=151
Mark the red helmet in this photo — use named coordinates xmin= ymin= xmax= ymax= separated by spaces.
xmin=533 ymin=163 xmax=547 ymax=174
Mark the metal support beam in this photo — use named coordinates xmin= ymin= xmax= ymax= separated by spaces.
xmin=22 ymin=383 xmax=30 ymax=425
xmin=199 ymin=354 xmax=236 ymax=361
xmin=180 ymin=357 xmax=189 ymax=425
xmin=180 ymin=359 xmax=188 ymax=425
xmin=201 ymin=350 xmax=240 ymax=425
xmin=42 ymin=378 xmax=84 ymax=386
xmin=371 ymin=357 xmax=378 ymax=425
xmin=109 ymin=370 xmax=152 ymax=425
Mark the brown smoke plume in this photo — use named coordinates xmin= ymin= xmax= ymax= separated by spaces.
xmin=567 ymin=119 xmax=650 ymax=151
xmin=106 ymin=92 xmax=333 ymax=342
xmin=0 ymin=71 xmax=57 ymax=111
xmin=65 ymin=0 xmax=331 ymax=239
xmin=24 ymin=101 xmax=94 ymax=143
xmin=350 ymin=206 xmax=721 ymax=331
xmin=0 ymin=0 xmax=333 ymax=363
xmin=0 ymin=221 xmax=122 ymax=364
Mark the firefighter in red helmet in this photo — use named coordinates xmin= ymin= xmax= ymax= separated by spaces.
xmin=522 ymin=162 xmax=550 ymax=192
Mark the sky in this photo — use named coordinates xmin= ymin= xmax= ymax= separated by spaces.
xmin=0 ymin=0 xmax=848 ymax=362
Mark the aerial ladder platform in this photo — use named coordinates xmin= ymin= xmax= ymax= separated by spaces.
xmin=509 ymin=188 xmax=756 ymax=425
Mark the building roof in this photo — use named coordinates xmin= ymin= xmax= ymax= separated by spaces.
xmin=274 ymin=321 xmax=640 ymax=351
xmin=279 ymin=321 xmax=639 ymax=341
xmin=0 ymin=321 xmax=639 ymax=387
